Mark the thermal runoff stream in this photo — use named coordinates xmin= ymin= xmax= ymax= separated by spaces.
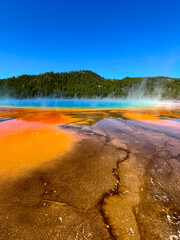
xmin=0 ymin=99 xmax=180 ymax=240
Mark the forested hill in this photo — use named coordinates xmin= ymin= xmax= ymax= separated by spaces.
xmin=0 ymin=70 xmax=180 ymax=99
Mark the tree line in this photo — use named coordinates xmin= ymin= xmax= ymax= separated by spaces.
xmin=0 ymin=70 xmax=180 ymax=99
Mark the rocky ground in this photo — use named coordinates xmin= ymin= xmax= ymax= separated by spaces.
xmin=0 ymin=116 xmax=180 ymax=240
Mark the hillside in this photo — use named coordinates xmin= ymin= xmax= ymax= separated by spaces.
xmin=0 ymin=71 xmax=180 ymax=99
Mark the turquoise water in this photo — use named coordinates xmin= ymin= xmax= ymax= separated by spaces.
xmin=0 ymin=98 xmax=159 ymax=109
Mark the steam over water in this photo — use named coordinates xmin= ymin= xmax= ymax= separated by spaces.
xmin=0 ymin=98 xmax=161 ymax=108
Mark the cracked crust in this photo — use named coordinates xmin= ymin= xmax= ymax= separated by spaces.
xmin=0 ymin=116 xmax=180 ymax=240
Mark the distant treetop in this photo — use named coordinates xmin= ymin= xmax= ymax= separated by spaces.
xmin=0 ymin=70 xmax=180 ymax=99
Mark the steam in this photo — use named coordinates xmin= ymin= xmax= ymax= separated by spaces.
xmin=0 ymin=77 xmax=179 ymax=109
xmin=127 ymin=78 xmax=147 ymax=100
xmin=125 ymin=78 xmax=165 ymax=102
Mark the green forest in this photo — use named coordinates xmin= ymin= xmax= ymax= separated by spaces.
xmin=0 ymin=70 xmax=180 ymax=99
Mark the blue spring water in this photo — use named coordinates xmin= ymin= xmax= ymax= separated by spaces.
xmin=0 ymin=98 xmax=159 ymax=109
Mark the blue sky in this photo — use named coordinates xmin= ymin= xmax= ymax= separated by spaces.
xmin=0 ymin=0 xmax=180 ymax=79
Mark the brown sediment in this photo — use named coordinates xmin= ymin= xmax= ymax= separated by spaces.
xmin=0 ymin=108 xmax=180 ymax=239
xmin=59 ymin=122 xmax=147 ymax=239
xmin=99 ymin=118 xmax=180 ymax=240
xmin=0 ymin=127 xmax=122 ymax=240
xmin=96 ymin=147 xmax=131 ymax=240
xmin=62 ymin=117 xmax=180 ymax=239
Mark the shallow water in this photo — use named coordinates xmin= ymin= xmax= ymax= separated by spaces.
xmin=0 ymin=103 xmax=180 ymax=240
xmin=0 ymin=98 xmax=163 ymax=108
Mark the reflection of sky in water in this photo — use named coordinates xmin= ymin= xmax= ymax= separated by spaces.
xmin=0 ymin=98 xmax=160 ymax=108
xmin=171 ymin=118 xmax=180 ymax=122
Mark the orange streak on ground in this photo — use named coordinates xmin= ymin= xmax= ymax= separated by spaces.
xmin=0 ymin=110 xmax=78 ymax=176
xmin=20 ymin=110 xmax=77 ymax=125
xmin=121 ymin=108 xmax=180 ymax=129
xmin=122 ymin=109 xmax=180 ymax=121
xmin=0 ymin=106 xmax=180 ymax=176
xmin=123 ymin=112 xmax=159 ymax=121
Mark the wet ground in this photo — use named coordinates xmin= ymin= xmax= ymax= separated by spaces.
xmin=0 ymin=107 xmax=180 ymax=240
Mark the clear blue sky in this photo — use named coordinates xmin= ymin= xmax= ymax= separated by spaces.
xmin=0 ymin=0 xmax=180 ymax=79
